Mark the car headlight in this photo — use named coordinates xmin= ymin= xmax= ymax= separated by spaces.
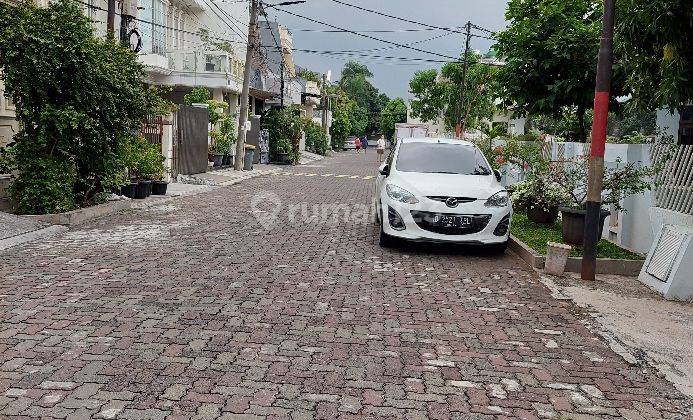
xmin=386 ymin=184 xmax=419 ymax=204
xmin=485 ymin=190 xmax=510 ymax=207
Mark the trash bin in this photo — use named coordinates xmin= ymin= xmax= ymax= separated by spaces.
xmin=244 ymin=145 xmax=256 ymax=170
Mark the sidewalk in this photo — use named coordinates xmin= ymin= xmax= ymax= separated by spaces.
xmin=180 ymin=151 xmax=326 ymax=186
xmin=539 ymin=272 xmax=693 ymax=398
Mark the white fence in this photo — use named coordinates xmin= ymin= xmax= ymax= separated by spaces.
xmin=651 ymin=144 xmax=693 ymax=215
xmin=490 ymin=139 xmax=692 ymax=252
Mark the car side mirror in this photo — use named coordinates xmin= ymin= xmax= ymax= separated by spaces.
xmin=493 ymin=169 xmax=502 ymax=182
xmin=379 ymin=164 xmax=390 ymax=177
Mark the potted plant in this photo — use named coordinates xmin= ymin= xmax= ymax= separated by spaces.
xmin=219 ymin=116 xmax=236 ymax=166
xmin=549 ymin=155 xmax=659 ymax=245
xmin=127 ymin=137 xmax=166 ymax=199
xmin=275 ymin=138 xmax=293 ymax=165
xmin=210 ymin=132 xmax=225 ymax=167
xmin=511 ymin=176 xmax=570 ymax=224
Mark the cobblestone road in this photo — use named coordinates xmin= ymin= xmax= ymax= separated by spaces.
xmin=1 ymin=152 xmax=690 ymax=419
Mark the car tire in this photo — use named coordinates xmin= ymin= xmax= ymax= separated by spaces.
xmin=379 ymin=218 xmax=395 ymax=248
xmin=488 ymin=240 xmax=509 ymax=254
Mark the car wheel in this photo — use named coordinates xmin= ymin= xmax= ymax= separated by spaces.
xmin=379 ymin=217 xmax=395 ymax=248
xmin=488 ymin=240 xmax=509 ymax=254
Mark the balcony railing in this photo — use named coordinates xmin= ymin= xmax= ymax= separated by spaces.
xmin=166 ymin=50 xmax=243 ymax=81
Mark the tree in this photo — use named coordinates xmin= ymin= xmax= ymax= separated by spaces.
xmin=409 ymin=55 xmax=498 ymax=132
xmin=409 ymin=69 xmax=446 ymax=124
xmin=329 ymin=87 xmax=352 ymax=149
xmin=616 ymin=0 xmax=692 ymax=111
xmin=0 ymin=0 xmax=158 ymax=213
xmin=494 ymin=0 xmax=626 ymax=142
xmin=337 ymin=61 xmax=389 ymax=135
xmin=379 ymin=98 xmax=408 ymax=140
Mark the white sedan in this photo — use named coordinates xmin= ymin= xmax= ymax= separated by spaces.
xmin=374 ymin=137 xmax=511 ymax=252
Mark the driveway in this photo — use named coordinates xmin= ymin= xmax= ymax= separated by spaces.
xmin=0 ymin=152 xmax=689 ymax=419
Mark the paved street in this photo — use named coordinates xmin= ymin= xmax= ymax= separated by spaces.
xmin=0 ymin=152 xmax=689 ymax=419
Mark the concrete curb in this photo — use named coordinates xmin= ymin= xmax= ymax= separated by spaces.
xmin=0 ymin=225 xmax=68 ymax=251
xmin=25 ymin=200 xmax=133 ymax=226
xmin=510 ymin=235 xmax=644 ymax=276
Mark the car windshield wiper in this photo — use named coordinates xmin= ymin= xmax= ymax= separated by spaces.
xmin=422 ymin=171 xmax=459 ymax=174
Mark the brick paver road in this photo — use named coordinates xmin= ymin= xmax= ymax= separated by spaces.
xmin=1 ymin=152 xmax=690 ymax=419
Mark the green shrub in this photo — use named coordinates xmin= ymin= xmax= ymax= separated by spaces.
xmin=511 ymin=177 xmax=570 ymax=212
xmin=302 ymin=118 xmax=329 ymax=156
xmin=515 ymin=133 xmax=540 ymax=142
xmin=0 ymin=146 xmax=16 ymax=174
xmin=275 ymin=138 xmax=292 ymax=154
xmin=184 ymin=87 xmax=211 ymax=105
xmin=11 ymin=154 xmax=75 ymax=214
xmin=0 ymin=0 xmax=160 ymax=212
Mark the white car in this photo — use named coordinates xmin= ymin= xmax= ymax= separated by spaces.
xmin=374 ymin=137 xmax=511 ymax=252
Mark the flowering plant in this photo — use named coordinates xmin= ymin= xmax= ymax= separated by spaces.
xmin=512 ymin=176 xmax=570 ymax=212
xmin=548 ymin=155 xmax=659 ymax=212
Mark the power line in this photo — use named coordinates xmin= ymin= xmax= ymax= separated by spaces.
xmin=272 ymin=7 xmax=459 ymax=61
xmin=327 ymin=0 xmax=497 ymax=36
xmin=289 ymin=27 xmax=444 ymax=33
xmin=203 ymin=0 xmax=247 ymax=41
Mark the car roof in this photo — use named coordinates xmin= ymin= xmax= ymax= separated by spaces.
xmin=399 ymin=137 xmax=475 ymax=146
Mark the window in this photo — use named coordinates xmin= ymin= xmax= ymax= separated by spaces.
xmin=395 ymin=142 xmax=491 ymax=175
xmin=678 ymin=106 xmax=693 ymax=145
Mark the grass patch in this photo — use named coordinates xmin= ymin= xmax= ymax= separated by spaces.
xmin=510 ymin=212 xmax=645 ymax=260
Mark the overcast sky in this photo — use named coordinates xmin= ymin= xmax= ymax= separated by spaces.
xmin=264 ymin=0 xmax=509 ymax=100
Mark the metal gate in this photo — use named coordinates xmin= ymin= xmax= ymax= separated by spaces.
xmin=141 ymin=115 xmax=165 ymax=146
xmin=172 ymin=105 xmax=209 ymax=176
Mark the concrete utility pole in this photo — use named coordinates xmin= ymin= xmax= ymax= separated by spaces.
xmin=321 ymin=73 xmax=328 ymax=130
xmin=280 ymin=57 xmax=285 ymax=108
xmin=235 ymin=0 xmax=259 ymax=170
xmin=582 ymin=0 xmax=616 ymax=280
xmin=457 ymin=21 xmax=472 ymax=139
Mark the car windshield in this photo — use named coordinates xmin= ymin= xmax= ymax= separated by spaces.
xmin=395 ymin=142 xmax=492 ymax=175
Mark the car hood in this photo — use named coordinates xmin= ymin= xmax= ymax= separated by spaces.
xmin=390 ymin=171 xmax=501 ymax=199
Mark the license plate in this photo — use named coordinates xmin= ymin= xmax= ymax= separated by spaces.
xmin=432 ymin=215 xmax=472 ymax=227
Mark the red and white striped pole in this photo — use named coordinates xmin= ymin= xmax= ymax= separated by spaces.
xmin=582 ymin=0 xmax=616 ymax=281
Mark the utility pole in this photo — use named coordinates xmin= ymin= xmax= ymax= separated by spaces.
xmin=235 ymin=0 xmax=258 ymax=171
xmin=457 ymin=21 xmax=472 ymax=139
xmin=107 ymin=0 xmax=116 ymax=39
xmin=582 ymin=0 xmax=616 ymax=280
xmin=321 ymin=73 xmax=328 ymax=130
xmin=280 ymin=57 xmax=285 ymax=108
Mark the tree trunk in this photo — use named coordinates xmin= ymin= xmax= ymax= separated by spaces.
xmin=576 ymin=103 xmax=587 ymax=143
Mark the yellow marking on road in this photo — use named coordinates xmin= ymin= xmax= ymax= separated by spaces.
xmin=305 ymin=173 xmax=318 ymax=177
xmin=321 ymin=173 xmax=333 ymax=177
xmin=349 ymin=175 xmax=360 ymax=179
xmin=363 ymin=175 xmax=375 ymax=180
xmin=335 ymin=175 xmax=349 ymax=178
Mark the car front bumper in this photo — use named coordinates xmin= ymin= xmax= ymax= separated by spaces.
xmin=380 ymin=196 xmax=511 ymax=244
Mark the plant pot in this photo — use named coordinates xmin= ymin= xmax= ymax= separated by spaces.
xmin=526 ymin=205 xmax=559 ymax=224
xmin=135 ymin=180 xmax=152 ymax=199
xmin=151 ymin=180 xmax=168 ymax=195
xmin=121 ymin=183 xmax=138 ymax=199
xmin=559 ymin=207 xmax=610 ymax=245
xmin=275 ymin=152 xmax=292 ymax=165
xmin=222 ymin=154 xmax=231 ymax=166
xmin=213 ymin=154 xmax=224 ymax=167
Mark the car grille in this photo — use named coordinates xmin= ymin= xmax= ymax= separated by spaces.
xmin=410 ymin=211 xmax=492 ymax=235
xmin=427 ymin=196 xmax=477 ymax=203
